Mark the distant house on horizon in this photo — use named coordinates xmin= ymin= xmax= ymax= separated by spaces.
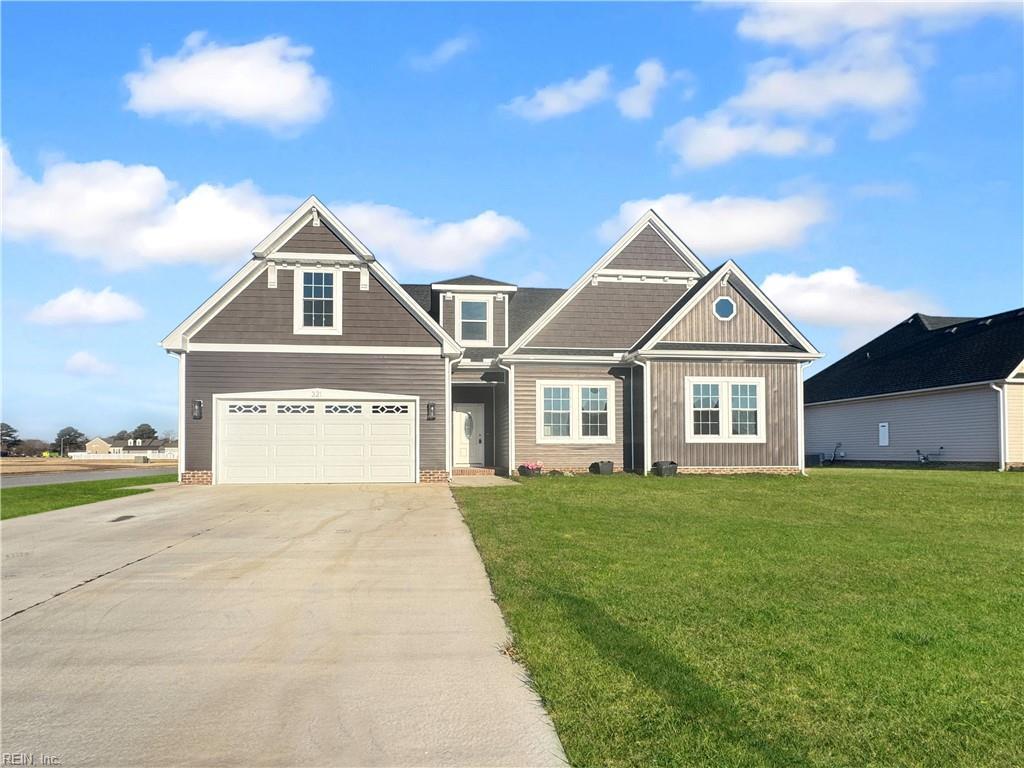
xmin=804 ymin=308 xmax=1024 ymax=470
xmin=84 ymin=436 xmax=178 ymax=458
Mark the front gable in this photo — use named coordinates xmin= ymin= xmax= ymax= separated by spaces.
xmin=279 ymin=222 xmax=354 ymax=255
xmin=660 ymin=280 xmax=786 ymax=345
xmin=605 ymin=223 xmax=703 ymax=272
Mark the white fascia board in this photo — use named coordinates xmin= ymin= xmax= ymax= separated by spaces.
xmin=632 ymin=350 xmax=820 ymax=361
xmin=213 ymin=388 xmax=419 ymax=402
xmin=252 ymin=195 xmax=373 ymax=259
xmin=431 ymin=283 xmax=518 ymax=293
xmin=160 ymin=259 xmax=265 ymax=351
xmin=504 ymin=210 xmax=710 ymax=356
xmin=501 ymin=354 xmax=627 ymax=364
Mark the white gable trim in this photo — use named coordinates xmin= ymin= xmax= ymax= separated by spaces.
xmin=503 ymin=210 xmax=709 ymax=356
xmin=252 ymin=195 xmax=373 ymax=260
xmin=638 ymin=261 xmax=820 ymax=357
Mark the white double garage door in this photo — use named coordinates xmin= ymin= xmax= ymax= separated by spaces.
xmin=215 ymin=389 xmax=417 ymax=484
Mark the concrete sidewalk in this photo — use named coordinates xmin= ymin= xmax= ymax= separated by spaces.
xmin=1 ymin=484 xmax=565 ymax=767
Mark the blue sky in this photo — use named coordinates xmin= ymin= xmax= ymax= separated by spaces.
xmin=2 ymin=2 xmax=1022 ymax=441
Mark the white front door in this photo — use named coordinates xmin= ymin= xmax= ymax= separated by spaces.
xmin=453 ymin=403 xmax=485 ymax=467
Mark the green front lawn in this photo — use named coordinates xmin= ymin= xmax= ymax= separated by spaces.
xmin=455 ymin=469 xmax=1023 ymax=768
xmin=1 ymin=473 xmax=177 ymax=520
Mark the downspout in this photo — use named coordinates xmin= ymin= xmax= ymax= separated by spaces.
xmin=990 ymin=383 xmax=1006 ymax=471
xmin=498 ymin=360 xmax=515 ymax=474
xmin=629 ymin=366 xmax=635 ymax=472
xmin=798 ymin=361 xmax=809 ymax=476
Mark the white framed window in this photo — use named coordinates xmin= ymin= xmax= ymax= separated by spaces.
xmin=685 ymin=376 xmax=765 ymax=443
xmin=455 ymin=296 xmax=492 ymax=346
xmin=536 ymin=380 xmax=615 ymax=444
xmin=293 ymin=269 xmax=342 ymax=335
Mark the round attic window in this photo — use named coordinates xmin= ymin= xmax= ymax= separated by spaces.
xmin=713 ymin=296 xmax=736 ymax=321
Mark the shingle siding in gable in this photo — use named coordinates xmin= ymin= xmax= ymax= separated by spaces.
xmin=192 ymin=266 xmax=438 ymax=347
xmin=280 ymin=222 xmax=354 ymax=254
xmin=606 ymin=224 xmax=698 ymax=272
xmin=526 ymin=281 xmax=686 ymax=350
xmin=662 ymin=281 xmax=786 ymax=345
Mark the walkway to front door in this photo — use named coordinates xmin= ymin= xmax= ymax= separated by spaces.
xmin=453 ymin=402 xmax=486 ymax=467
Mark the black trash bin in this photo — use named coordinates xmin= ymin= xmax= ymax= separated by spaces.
xmin=652 ymin=461 xmax=678 ymax=477
xmin=589 ymin=461 xmax=613 ymax=475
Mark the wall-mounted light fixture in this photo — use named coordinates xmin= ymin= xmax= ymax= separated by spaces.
xmin=426 ymin=402 xmax=436 ymax=421
xmin=191 ymin=399 xmax=204 ymax=420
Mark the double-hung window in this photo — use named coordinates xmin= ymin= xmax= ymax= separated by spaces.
xmin=293 ymin=269 xmax=341 ymax=334
xmin=685 ymin=376 xmax=765 ymax=443
xmin=456 ymin=297 xmax=492 ymax=346
xmin=537 ymin=381 xmax=614 ymax=443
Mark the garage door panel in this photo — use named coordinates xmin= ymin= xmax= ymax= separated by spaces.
xmin=217 ymin=397 xmax=416 ymax=484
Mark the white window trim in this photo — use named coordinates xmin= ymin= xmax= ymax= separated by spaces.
xmin=684 ymin=376 xmax=766 ymax=444
xmin=455 ymin=295 xmax=493 ymax=347
xmin=712 ymin=295 xmax=737 ymax=321
xmin=293 ymin=268 xmax=342 ymax=335
xmin=535 ymin=380 xmax=615 ymax=445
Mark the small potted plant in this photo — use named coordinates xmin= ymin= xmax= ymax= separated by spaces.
xmin=652 ymin=460 xmax=678 ymax=477
xmin=589 ymin=461 xmax=613 ymax=475
xmin=518 ymin=461 xmax=543 ymax=477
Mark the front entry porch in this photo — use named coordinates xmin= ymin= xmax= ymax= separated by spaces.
xmin=452 ymin=384 xmax=496 ymax=471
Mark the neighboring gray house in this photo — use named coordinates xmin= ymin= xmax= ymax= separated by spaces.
xmin=161 ymin=197 xmax=820 ymax=484
xmin=804 ymin=310 xmax=1024 ymax=470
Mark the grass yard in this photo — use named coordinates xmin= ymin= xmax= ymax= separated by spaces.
xmin=1 ymin=474 xmax=177 ymax=520
xmin=455 ymin=469 xmax=1023 ymax=768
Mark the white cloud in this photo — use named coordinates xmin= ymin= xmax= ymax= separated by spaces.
xmin=504 ymin=67 xmax=612 ymax=121
xmin=762 ymin=266 xmax=942 ymax=348
xmin=600 ymin=193 xmax=827 ymax=257
xmin=2 ymin=143 xmax=294 ymax=270
xmin=124 ymin=32 xmax=330 ymax=131
xmin=735 ymin=2 xmax=1019 ymax=49
xmin=329 ymin=202 xmax=527 ymax=272
xmin=662 ymin=110 xmax=833 ymax=168
xmin=65 ymin=351 xmax=115 ymax=377
xmin=617 ymin=59 xmax=668 ymax=119
xmin=29 ymin=288 xmax=144 ymax=325
xmin=411 ymin=35 xmax=474 ymax=71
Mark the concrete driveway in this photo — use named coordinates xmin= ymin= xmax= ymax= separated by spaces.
xmin=1 ymin=484 xmax=565 ymax=767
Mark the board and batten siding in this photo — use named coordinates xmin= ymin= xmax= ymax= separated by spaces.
xmin=513 ymin=364 xmax=627 ymax=470
xmin=649 ymin=360 xmax=800 ymax=468
xmin=184 ymin=352 xmax=447 ymax=472
xmin=527 ymin=282 xmax=686 ymax=350
xmin=662 ymin=282 xmax=785 ymax=345
xmin=805 ymin=385 xmax=1000 ymax=463
xmin=193 ymin=267 xmax=437 ymax=347
xmin=1007 ymin=384 xmax=1024 ymax=464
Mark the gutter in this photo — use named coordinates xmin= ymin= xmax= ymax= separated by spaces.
xmin=991 ymin=383 xmax=1007 ymax=471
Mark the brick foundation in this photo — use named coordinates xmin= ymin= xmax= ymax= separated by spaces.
xmin=419 ymin=470 xmax=451 ymax=483
xmin=180 ymin=470 xmax=213 ymax=485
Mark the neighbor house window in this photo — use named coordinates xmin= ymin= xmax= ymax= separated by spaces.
xmin=293 ymin=269 xmax=341 ymax=334
xmin=455 ymin=297 xmax=492 ymax=345
xmin=536 ymin=381 xmax=614 ymax=444
xmin=685 ymin=376 xmax=765 ymax=443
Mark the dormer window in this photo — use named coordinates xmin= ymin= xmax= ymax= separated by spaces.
xmin=293 ymin=269 xmax=342 ymax=335
xmin=456 ymin=296 xmax=492 ymax=346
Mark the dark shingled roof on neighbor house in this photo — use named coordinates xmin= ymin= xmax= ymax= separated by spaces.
xmin=804 ymin=307 xmax=1024 ymax=404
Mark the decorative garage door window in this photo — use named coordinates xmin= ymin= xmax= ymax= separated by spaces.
xmin=228 ymin=404 xmax=267 ymax=414
xmin=372 ymin=404 xmax=410 ymax=414
xmin=326 ymin=404 xmax=362 ymax=414
xmin=277 ymin=404 xmax=315 ymax=414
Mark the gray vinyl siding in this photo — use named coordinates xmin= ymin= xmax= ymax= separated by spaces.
xmin=280 ymin=222 xmax=353 ymax=254
xmin=452 ymin=384 xmax=496 ymax=467
xmin=513 ymin=364 xmax=627 ymax=470
xmin=805 ymin=385 xmax=1000 ymax=463
xmin=649 ymin=360 xmax=800 ymax=467
xmin=527 ymin=282 xmax=686 ymax=350
xmin=193 ymin=266 xmax=438 ymax=347
xmin=606 ymin=224 xmax=700 ymax=272
xmin=495 ymin=379 xmax=509 ymax=472
xmin=662 ymin=282 xmax=785 ymax=344
xmin=184 ymin=352 xmax=447 ymax=472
